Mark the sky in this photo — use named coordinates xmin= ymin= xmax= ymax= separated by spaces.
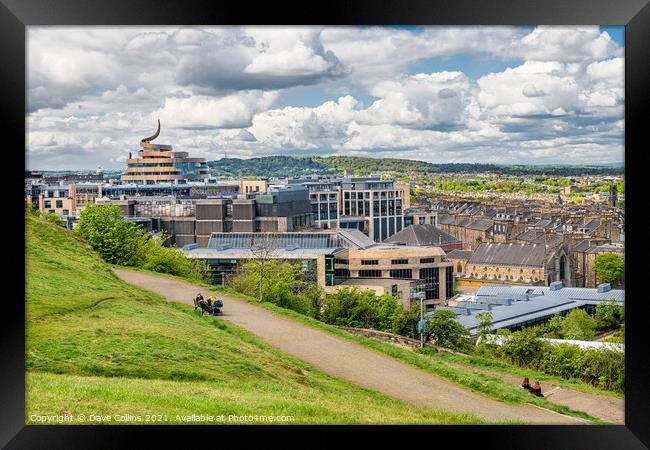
xmin=26 ymin=26 xmax=625 ymax=170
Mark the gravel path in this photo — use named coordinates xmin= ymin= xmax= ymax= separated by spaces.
xmin=114 ymin=269 xmax=586 ymax=424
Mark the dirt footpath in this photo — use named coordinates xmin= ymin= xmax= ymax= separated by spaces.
xmin=114 ymin=269 xmax=587 ymax=424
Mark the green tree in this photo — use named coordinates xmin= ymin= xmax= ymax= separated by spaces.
xmin=475 ymin=311 xmax=493 ymax=338
xmin=319 ymin=287 xmax=401 ymax=331
xmin=500 ymin=327 xmax=547 ymax=366
xmin=545 ymin=313 xmax=565 ymax=338
xmin=75 ymin=204 xmax=148 ymax=266
xmin=560 ymin=309 xmax=596 ymax=340
xmin=392 ymin=304 xmax=421 ymax=338
xmin=424 ymin=310 xmax=470 ymax=350
xmin=594 ymin=299 xmax=624 ymax=331
xmin=593 ymin=253 xmax=625 ymax=286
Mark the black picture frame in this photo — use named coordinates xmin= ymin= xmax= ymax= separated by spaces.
xmin=3 ymin=0 xmax=648 ymax=448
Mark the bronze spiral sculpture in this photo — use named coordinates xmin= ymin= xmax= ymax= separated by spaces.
xmin=139 ymin=119 xmax=172 ymax=150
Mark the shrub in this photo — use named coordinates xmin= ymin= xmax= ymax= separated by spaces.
xmin=560 ymin=309 xmax=596 ymax=340
xmin=392 ymin=304 xmax=421 ymax=338
xmin=320 ymin=288 xmax=402 ymax=332
xmin=499 ymin=327 xmax=548 ymax=366
xmin=594 ymin=299 xmax=624 ymax=332
xmin=425 ymin=310 xmax=471 ymax=351
xmin=478 ymin=328 xmax=625 ymax=392
xmin=75 ymin=204 xmax=207 ymax=280
xmin=225 ymin=260 xmax=322 ymax=318
xmin=75 ymin=204 xmax=149 ymax=266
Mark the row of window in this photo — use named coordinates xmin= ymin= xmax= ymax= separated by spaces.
xmin=46 ymin=209 xmax=69 ymax=215
xmin=343 ymin=199 xmax=403 ymax=217
xmin=343 ymin=188 xmax=398 ymax=198
xmin=310 ymin=193 xmax=338 ymax=201
xmin=357 ymin=257 xmax=438 ymax=265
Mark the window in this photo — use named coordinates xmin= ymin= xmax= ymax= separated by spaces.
xmin=389 ymin=269 xmax=412 ymax=279
xmin=48 ymin=210 xmax=55 ymax=214
xmin=420 ymin=257 xmax=436 ymax=264
xmin=391 ymin=259 xmax=409 ymax=265
xmin=334 ymin=259 xmax=349 ymax=265
xmin=56 ymin=200 xmax=63 ymax=208
xmin=361 ymin=259 xmax=379 ymax=265
xmin=446 ymin=266 xmax=454 ymax=298
xmin=359 ymin=269 xmax=382 ymax=277
xmin=335 ymin=268 xmax=350 ymax=277
xmin=44 ymin=200 xmax=51 ymax=208
xmin=62 ymin=209 xmax=69 ymax=215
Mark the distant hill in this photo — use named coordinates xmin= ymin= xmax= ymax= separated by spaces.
xmin=207 ymin=156 xmax=624 ymax=178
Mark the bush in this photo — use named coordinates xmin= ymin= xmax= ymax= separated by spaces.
xmin=320 ymin=288 xmax=402 ymax=332
xmin=75 ymin=204 xmax=207 ymax=280
xmin=425 ymin=310 xmax=471 ymax=351
xmin=392 ymin=304 xmax=421 ymax=338
xmin=225 ymin=260 xmax=322 ymax=318
xmin=478 ymin=327 xmax=625 ymax=392
xmin=498 ymin=327 xmax=548 ymax=366
xmin=141 ymin=233 xmax=208 ymax=282
xmin=43 ymin=212 xmax=67 ymax=228
xmin=75 ymin=204 xmax=149 ymax=266
xmin=594 ymin=299 xmax=624 ymax=332
xmin=560 ymin=309 xmax=596 ymax=340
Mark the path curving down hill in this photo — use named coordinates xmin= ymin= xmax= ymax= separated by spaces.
xmin=114 ymin=269 xmax=586 ymax=424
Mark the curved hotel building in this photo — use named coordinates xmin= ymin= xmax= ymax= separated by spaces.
xmin=121 ymin=120 xmax=210 ymax=184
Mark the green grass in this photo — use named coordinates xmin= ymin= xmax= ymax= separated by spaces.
xmin=26 ymin=212 xmax=490 ymax=425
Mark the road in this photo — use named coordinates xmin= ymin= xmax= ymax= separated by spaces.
xmin=114 ymin=269 xmax=586 ymax=424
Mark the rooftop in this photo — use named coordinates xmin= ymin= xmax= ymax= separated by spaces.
xmin=450 ymin=283 xmax=624 ymax=335
xmin=468 ymin=242 xmax=547 ymax=267
xmin=385 ymin=224 xmax=461 ymax=247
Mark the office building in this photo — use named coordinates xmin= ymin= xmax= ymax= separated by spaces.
xmin=181 ymin=229 xmax=454 ymax=307
xmin=121 ymin=120 xmax=209 ymax=184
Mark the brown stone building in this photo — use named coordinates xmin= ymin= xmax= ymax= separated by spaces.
xmin=453 ymin=242 xmax=572 ymax=287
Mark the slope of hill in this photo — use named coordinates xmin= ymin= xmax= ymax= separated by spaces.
xmin=206 ymin=156 xmax=624 ymax=178
xmin=25 ymin=211 xmax=482 ymax=424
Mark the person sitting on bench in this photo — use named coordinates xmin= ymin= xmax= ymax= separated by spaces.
xmin=194 ymin=293 xmax=204 ymax=309
xmin=530 ymin=381 xmax=544 ymax=397
xmin=207 ymin=296 xmax=220 ymax=315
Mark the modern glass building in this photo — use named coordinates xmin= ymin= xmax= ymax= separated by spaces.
xmin=121 ymin=120 xmax=209 ymax=184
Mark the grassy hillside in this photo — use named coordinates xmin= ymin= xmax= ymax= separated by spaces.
xmin=25 ymin=212 xmax=485 ymax=424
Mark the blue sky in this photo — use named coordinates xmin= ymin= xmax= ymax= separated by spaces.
xmin=26 ymin=26 xmax=624 ymax=169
